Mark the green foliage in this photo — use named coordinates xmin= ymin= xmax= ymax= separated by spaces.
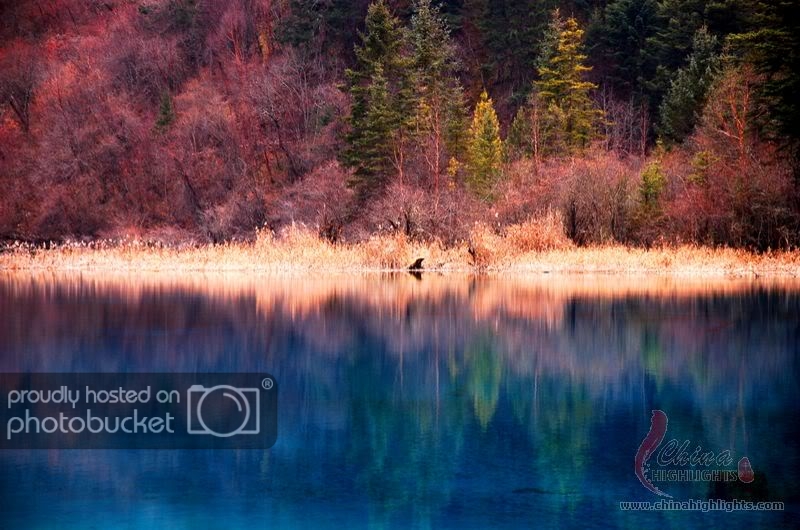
xmin=535 ymin=15 xmax=601 ymax=152
xmin=652 ymin=0 xmax=707 ymax=70
xmin=658 ymin=27 xmax=723 ymax=143
xmin=506 ymin=106 xmax=532 ymax=162
xmin=468 ymin=0 xmax=559 ymax=95
xmin=155 ymin=91 xmax=175 ymax=132
xmin=411 ymin=0 xmax=454 ymax=91
xmin=467 ymin=90 xmax=503 ymax=198
xmin=727 ymin=0 xmax=800 ymax=145
xmin=688 ymin=150 xmax=717 ymax=185
xmin=342 ymin=1 xmax=412 ymax=199
xmin=596 ymin=0 xmax=663 ymax=101
xmin=276 ymin=0 xmax=368 ymax=55
xmin=534 ymin=8 xmax=565 ymax=74
xmin=346 ymin=65 xmax=398 ymax=196
xmin=444 ymin=84 xmax=469 ymax=160
xmin=410 ymin=0 xmax=467 ymax=170
xmin=639 ymin=159 xmax=666 ymax=208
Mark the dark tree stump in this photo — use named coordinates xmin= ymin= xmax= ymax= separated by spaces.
xmin=408 ymin=257 xmax=424 ymax=271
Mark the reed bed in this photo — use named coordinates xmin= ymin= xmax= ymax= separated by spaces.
xmin=1 ymin=219 xmax=798 ymax=276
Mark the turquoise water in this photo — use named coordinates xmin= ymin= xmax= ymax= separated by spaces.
xmin=0 ymin=274 xmax=798 ymax=529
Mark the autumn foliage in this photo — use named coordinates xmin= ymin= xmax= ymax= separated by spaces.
xmin=0 ymin=0 xmax=797 ymax=251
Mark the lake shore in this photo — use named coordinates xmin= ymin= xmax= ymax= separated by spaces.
xmin=1 ymin=228 xmax=798 ymax=277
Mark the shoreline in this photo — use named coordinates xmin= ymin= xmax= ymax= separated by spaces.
xmin=1 ymin=236 xmax=798 ymax=277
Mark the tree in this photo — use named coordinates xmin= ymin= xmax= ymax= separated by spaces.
xmin=728 ymin=0 xmax=800 ymax=162
xmin=342 ymin=0 xmax=412 ymax=200
xmin=595 ymin=0 xmax=663 ymax=107
xmin=535 ymin=15 xmax=601 ymax=152
xmin=276 ymin=0 xmax=370 ymax=58
xmin=467 ymin=90 xmax=503 ymax=198
xmin=444 ymin=84 xmax=469 ymax=160
xmin=506 ymin=106 xmax=533 ymax=162
xmin=346 ymin=64 xmax=398 ymax=197
xmin=639 ymin=158 xmax=666 ymax=209
xmin=658 ymin=27 xmax=722 ymax=144
xmin=155 ymin=91 xmax=176 ymax=132
xmin=410 ymin=0 xmax=466 ymax=198
xmin=467 ymin=0 xmax=558 ymax=97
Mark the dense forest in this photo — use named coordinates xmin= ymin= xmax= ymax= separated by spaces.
xmin=0 ymin=0 xmax=798 ymax=249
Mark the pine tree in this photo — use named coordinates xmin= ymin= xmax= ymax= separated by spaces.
xmin=342 ymin=0 xmax=412 ymax=200
xmin=277 ymin=0 xmax=369 ymax=57
xmin=467 ymin=90 xmax=503 ymax=198
xmin=729 ymin=0 xmax=800 ymax=147
xmin=506 ymin=106 xmax=532 ymax=161
xmin=444 ymin=84 xmax=469 ymax=160
xmin=346 ymin=64 xmax=398 ymax=196
xmin=469 ymin=0 xmax=559 ymax=97
xmin=410 ymin=0 xmax=466 ymax=193
xmin=535 ymin=8 xmax=565 ymax=74
xmin=640 ymin=158 xmax=666 ymax=209
xmin=535 ymin=16 xmax=600 ymax=152
xmin=155 ymin=91 xmax=175 ymax=132
xmin=596 ymin=0 xmax=663 ymax=106
xmin=658 ymin=27 xmax=722 ymax=143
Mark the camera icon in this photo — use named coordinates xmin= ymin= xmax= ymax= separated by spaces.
xmin=187 ymin=385 xmax=260 ymax=437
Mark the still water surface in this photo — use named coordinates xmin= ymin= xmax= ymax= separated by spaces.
xmin=0 ymin=273 xmax=798 ymax=529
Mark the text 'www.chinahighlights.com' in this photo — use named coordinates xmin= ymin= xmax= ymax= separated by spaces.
xmin=620 ymin=499 xmax=784 ymax=512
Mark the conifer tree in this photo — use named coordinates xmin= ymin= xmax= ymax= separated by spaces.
xmin=155 ymin=91 xmax=175 ymax=132
xmin=342 ymin=0 xmax=412 ymax=200
xmin=444 ymin=84 xmax=469 ymax=160
xmin=410 ymin=0 xmax=466 ymax=194
xmin=535 ymin=15 xmax=600 ymax=152
xmin=658 ymin=27 xmax=722 ymax=143
xmin=596 ymin=0 xmax=663 ymax=106
xmin=347 ymin=64 xmax=398 ymax=195
xmin=729 ymin=0 xmax=800 ymax=147
xmin=467 ymin=90 xmax=503 ymax=198
xmin=506 ymin=106 xmax=532 ymax=161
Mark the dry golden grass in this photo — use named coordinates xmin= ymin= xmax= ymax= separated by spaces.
xmin=1 ymin=218 xmax=798 ymax=276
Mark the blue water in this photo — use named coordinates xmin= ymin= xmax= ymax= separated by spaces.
xmin=1 ymin=274 xmax=798 ymax=529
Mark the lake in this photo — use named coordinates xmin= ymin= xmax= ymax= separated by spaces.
xmin=0 ymin=272 xmax=798 ymax=529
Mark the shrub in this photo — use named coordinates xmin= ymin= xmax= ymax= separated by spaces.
xmin=503 ymin=210 xmax=573 ymax=252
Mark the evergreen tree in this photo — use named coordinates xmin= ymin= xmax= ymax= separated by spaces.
xmin=346 ymin=64 xmax=398 ymax=196
xmin=410 ymin=0 xmax=466 ymax=191
xmin=596 ymin=0 xmax=663 ymax=106
xmin=155 ymin=91 xmax=175 ymax=132
xmin=467 ymin=90 xmax=503 ymax=198
xmin=658 ymin=27 xmax=722 ymax=143
xmin=277 ymin=0 xmax=370 ymax=57
xmin=639 ymin=158 xmax=666 ymax=209
xmin=728 ymin=0 xmax=800 ymax=148
xmin=653 ymin=0 xmax=706 ymax=68
xmin=506 ymin=106 xmax=533 ymax=161
xmin=467 ymin=0 xmax=559 ymax=99
xmin=535 ymin=8 xmax=566 ymax=74
xmin=535 ymin=16 xmax=600 ymax=151
xmin=342 ymin=1 xmax=412 ymax=199
xmin=444 ymin=84 xmax=469 ymax=160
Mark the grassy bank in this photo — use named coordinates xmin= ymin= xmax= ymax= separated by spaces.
xmin=1 ymin=223 xmax=798 ymax=276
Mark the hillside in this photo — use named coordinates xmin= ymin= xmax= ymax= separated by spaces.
xmin=1 ymin=0 xmax=797 ymax=250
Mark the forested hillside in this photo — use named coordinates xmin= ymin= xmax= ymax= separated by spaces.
xmin=1 ymin=0 xmax=797 ymax=249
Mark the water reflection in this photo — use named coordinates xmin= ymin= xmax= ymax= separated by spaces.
xmin=1 ymin=272 xmax=798 ymax=528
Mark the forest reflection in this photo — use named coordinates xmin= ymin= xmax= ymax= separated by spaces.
xmin=1 ymin=272 xmax=798 ymax=527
